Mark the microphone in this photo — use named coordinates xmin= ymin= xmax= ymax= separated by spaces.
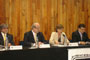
xmin=63 ymin=34 xmax=65 ymax=37
xmin=5 ymin=37 xmax=9 ymax=50
xmin=36 ymin=34 xmax=39 ymax=48
xmin=63 ymin=34 xmax=67 ymax=46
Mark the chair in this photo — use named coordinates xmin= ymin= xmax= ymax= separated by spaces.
xmin=19 ymin=41 xmax=24 ymax=46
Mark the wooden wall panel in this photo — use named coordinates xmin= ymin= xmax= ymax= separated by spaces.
xmin=0 ymin=0 xmax=6 ymax=24
xmin=1 ymin=0 xmax=89 ymax=44
xmin=87 ymin=0 xmax=90 ymax=40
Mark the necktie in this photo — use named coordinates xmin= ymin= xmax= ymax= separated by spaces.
xmin=4 ymin=34 xmax=6 ymax=46
xmin=34 ymin=33 xmax=37 ymax=43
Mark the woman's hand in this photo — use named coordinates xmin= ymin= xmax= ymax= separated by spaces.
xmin=55 ymin=41 xmax=59 ymax=45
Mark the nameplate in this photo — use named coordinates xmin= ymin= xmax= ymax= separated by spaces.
xmin=53 ymin=45 xmax=67 ymax=47
xmin=69 ymin=43 xmax=79 ymax=46
xmin=10 ymin=45 xmax=23 ymax=50
xmin=40 ymin=44 xmax=50 ymax=48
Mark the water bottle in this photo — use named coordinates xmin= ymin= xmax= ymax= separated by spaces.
xmin=5 ymin=37 xmax=9 ymax=50
xmin=36 ymin=36 xmax=39 ymax=48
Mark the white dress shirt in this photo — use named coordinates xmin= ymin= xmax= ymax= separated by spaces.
xmin=79 ymin=31 xmax=83 ymax=40
xmin=32 ymin=30 xmax=37 ymax=43
xmin=1 ymin=32 xmax=7 ymax=40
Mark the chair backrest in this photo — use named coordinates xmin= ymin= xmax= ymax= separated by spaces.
xmin=19 ymin=41 xmax=24 ymax=45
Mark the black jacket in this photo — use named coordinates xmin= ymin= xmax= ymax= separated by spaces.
xmin=24 ymin=31 xmax=45 ymax=47
xmin=0 ymin=33 xmax=14 ymax=45
xmin=72 ymin=30 xmax=89 ymax=42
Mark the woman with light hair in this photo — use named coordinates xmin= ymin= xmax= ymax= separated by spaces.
xmin=49 ymin=24 xmax=69 ymax=46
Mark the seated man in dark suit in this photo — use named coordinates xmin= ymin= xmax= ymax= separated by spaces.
xmin=0 ymin=24 xmax=14 ymax=47
xmin=72 ymin=24 xmax=89 ymax=45
xmin=24 ymin=23 xmax=45 ymax=47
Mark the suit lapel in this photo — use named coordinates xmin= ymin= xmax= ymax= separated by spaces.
xmin=7 ymin=34 xmax=9 ymax=39
xmin=82 ymin=33 xmax=85 ymax=41
xmin=77 ymin=30 xmax=82 ymax=41
xmin=30 ymin=31 xmax=35 ymax=42
xmin=0 ymin=33 xmax=4 ymax=45
xmin=7 ymin=34 xmax=10 ymax=41
xmin=0 ymin=33 xmax=4 ymax=40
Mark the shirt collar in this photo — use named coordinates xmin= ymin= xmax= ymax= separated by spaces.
xmin=78 ymin=31 xmax=82 ymax=35
xmin=32 ymin=30 xmax=36 ymax=36
xmin=1 ymin=32 xmax=7 ymax=37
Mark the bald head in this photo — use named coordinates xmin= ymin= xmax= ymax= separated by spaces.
xmin=32 ymin=23 xmax=40 ymax=33
xmin=32 ymin=23 xmax=40 ymax=29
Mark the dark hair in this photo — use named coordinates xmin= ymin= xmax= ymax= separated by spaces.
xmin=56 ymin=24 xmax=64 ymax=32
xmin=78 ymin=24 xmax=86 ymax=28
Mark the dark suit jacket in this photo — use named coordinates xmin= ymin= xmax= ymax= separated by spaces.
xmin=24 ymin=31 xmax=45 ymax=47
xmin=0 ymin=33 xmax=14 ymax=45
xmin=72 ymin=30 xmax=89 ymax=42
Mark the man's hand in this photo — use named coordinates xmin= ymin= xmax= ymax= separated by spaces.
xmin=39 ymin=42 xmax=43 ymax=46
xmin=8 ymin=43 xmax=11 ymax=47
xmin=79 ymin=41 xmax=86 ymax=45
xmin=35 ymin=42 xmax=43 ymax=47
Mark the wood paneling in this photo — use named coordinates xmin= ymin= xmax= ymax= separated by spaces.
xmin=0 ymin=0 xmax=90 ymax=44
xmin=0 ymin=0 xmax=6 ymax=24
